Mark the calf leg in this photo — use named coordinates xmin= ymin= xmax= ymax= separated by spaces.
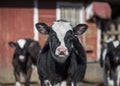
xmin=24 ymin=68 xmax=32 ymax=86
xmin=117 ymin=66 xmax=120 ymax=86
xmin=71 ymin=82 xmax=76 ymax=86
xmin=60 ymin=81 xmax=67 ymax=86
xmin=103 ymin=66 xmax=108 ymax=86
xmin=113 ymin=70 xmax=117 ymax=86
xmin=42 ymin=80 xmax=52 ymax=86
xmin=66 ymin=76 xmax=72 ymax=86
xmin=70 ymin=82 xmax=80 ymax=86
xmin=14 ymin=70 xmax=21 ymax=86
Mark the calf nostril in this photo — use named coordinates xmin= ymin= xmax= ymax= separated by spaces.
xmin=59 ymin=51 xmax=65 ymax=55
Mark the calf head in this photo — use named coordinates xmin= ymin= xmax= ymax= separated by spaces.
xmin=107 ymin=40 xmax=120 ymax=64
xmin=8 ymin=39 xmax=29 ymax=62
xmin=36 ymin=20 xmax=88 ymax=63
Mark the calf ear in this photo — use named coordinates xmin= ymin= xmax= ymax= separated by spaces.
xmin=35 ymin=23 xmax=49 ymax=34
xmin=73 ymin=24 xmax=88 ymax=35
xmin=8 ymin=42 xmax=17 ymax=47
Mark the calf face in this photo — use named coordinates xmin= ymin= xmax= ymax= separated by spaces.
xmin=9 ymin=38 xmax=41 ymax=86
xmin=36 ymin=20 xmax=88 ymax=63
xmin=9 ymin=39 xmax=41 ymax=63
xmin=9 ymin=39 xmax=29 ymax=62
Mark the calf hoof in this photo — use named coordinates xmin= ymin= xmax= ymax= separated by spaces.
xmin=44 ymin=80 xmax=52 ymax=86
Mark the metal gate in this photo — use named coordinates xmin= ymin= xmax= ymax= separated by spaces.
xmin=102 ymin=17 xmax=120 ymax=42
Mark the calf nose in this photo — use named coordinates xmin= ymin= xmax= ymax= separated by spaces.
xmin=19 ymin=55 xmax=25 ymax=60
xmin=55 ymin=46 xmax=69 ymax=56
xmin=58 ymin=47 xmax=67 ymax=53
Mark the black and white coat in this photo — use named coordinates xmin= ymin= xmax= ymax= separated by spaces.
xmin=8 ymin=38 xmax=41 ymax=86
xmin=100 ymin=40 xmax=120 ymax=86
xmin=36 ymin=20 xmax=88 ymax=86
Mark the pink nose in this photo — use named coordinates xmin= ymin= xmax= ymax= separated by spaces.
xmin=57 ymin=47 xmax=67 ymax=52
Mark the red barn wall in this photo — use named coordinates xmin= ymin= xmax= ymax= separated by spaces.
xmin=38 ymin=1 xmax=56 ymax=47
xmin=0 ymin=1 xmax=34 ymax=83
xmin=85 ymin=22 xmax=98 ymax=60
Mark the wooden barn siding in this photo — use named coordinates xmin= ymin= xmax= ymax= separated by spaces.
xmin=0 ymin=1 xmax=34 ymax=83
xmin=38 ymin=1 xmax=56 ymax=47
xmin=85 ymin=22 xmax=98 ymax=59
xmin=0 ymin=8 xmax=34 ymax=67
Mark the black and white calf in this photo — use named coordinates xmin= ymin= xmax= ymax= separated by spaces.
xmin=100 ymin=40 xmax=120 ymax=86
xmin=36 ymin=20 xmax=88 ymax=86
xmin=8 ymin=38 xmax=41 ymax=86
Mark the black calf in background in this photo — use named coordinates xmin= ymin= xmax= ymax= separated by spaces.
xmin=8 ymin=38 xmax=41 ymax=86
xmin=100 ymin=40 xmax=120 ymax=86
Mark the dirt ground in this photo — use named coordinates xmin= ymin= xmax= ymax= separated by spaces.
xmin=0 ymin=61 xmax=104 ymax=86
xmin=0 ymin=82 xmax=104 ymax=86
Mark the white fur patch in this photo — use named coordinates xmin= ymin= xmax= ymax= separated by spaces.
xmin=102 ymin=48 xmax=107 ymax=61
xmin=107 ymin=76 xmax=114 ymax=86
xmin=52 ymin=21 xmax=72 ymax=45
xmin=32 ymin=64 xmax=36 ymax=69
xmin=44 ymin=80 xmax=52 ymax=86
xmin=17 ymin=39 xmax=26 ymax=49
xmin=52 ymin=21 xmax=72 ymax=56
xmin=117 ymin=66 xmax=120 ymax=85
xmin=106 ymin=38 xmax=113 ymax=43
xmin=113 ymin=41 xmax=119 ymax=48
xmin=86 ymin=4 xmax=94 ymax=20
xmin=15 ymin=81 xmax=21 ymax=86
xmin=71 ymin=82 xmax=74 ymax=86
xmin=19 ymin=55 xmax=25 ymax=60
xmin=61 ymin=81 xmax=67 ymax=86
